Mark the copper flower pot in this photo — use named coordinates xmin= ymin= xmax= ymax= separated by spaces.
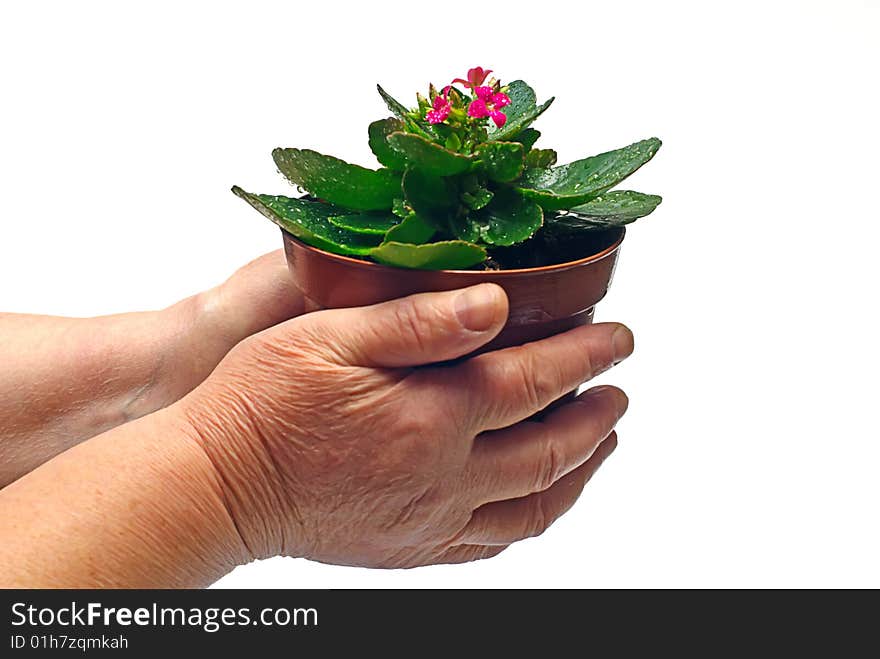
xmin=281 ymin=227 xmax=625 ymax=359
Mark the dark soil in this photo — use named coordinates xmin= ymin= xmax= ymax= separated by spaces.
xmin=484 ymin=227 xmax=621 ymax=271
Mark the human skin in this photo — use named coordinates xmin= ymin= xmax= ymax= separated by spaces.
xmin=0 ymin=250 xmax=303 ymax=487
xmin=0 ymin=252 xmax=633 ymax=587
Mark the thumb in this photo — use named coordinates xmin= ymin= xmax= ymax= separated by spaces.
xmin=203 ymin=250 xmax=306 ymax=342
xmin=296 ymin=283 xmax=508 ymax=368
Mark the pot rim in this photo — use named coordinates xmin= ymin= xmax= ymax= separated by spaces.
xmin=282 ymin=226 xmax=625 ymax=277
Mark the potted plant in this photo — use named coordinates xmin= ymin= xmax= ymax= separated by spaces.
xmin=234 ymin=67 xmax=662 ymax=354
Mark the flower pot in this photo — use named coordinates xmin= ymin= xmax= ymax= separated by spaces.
xmin=282 ymin=227 xmax=625 ymax=411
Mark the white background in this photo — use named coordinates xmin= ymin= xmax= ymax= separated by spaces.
xmin=1 ymin=1 xmax=878 ymax=588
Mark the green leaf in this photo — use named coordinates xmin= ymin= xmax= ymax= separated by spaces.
xmin=471 ymin=187 xmax=544 ymax=246
xmin=402 ymin=168 xmax=456 ymax=219
xmin=387 ymin=132 xmax=473 ymax=176
xmin=445 ymin=132 xmax=462 ymax=151
xmin=495 ymin=98 xmax=554 ymax=141
xmin=461 ymin=187 xmax=494 ymax=210
xmin=448 ymin=213 xmax=482 ymax=242
xmin=548 ymin=191 xmax=662 ymax=230
xmin=370 ymin=241 xmax=487 ymax=270
xmin=392 ymin=198 xmax=411 ymax=218
xmin=376 ymin=84 xmax=434 ymax=138
xmin=525 ymin=148 xmax=558 ymax=169
xmin=476 ymin=141 xmax=525 ymax=183
xmin=376 ymin=84 xmax=411 ymax=119
xmin=512 ymin=128 xmax=541 ymax=151
xmin=232 ymin=186 xmax=381 ymax=255
xmin=382 ymin=212 xmax=435 ymax=244
xmin=489 ymin=80 xmax=554 ymax=141
xmin=328 ymin=212 xmax=400 ymax=235
xmin=368 ymin=118 xmax=409 ymax=170
xmin=497 ymin=80 xmax=536 ymax=121
xmin=515 ymin=138 xmax=662 ymax=211
xmin=272 ymin=148 xmax=401 ymax=212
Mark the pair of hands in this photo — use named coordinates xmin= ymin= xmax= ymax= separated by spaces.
xmin=0 ymin=249 xmax=632 ymax=582
xmin=173 ymin=251 xmax=633 ymax=569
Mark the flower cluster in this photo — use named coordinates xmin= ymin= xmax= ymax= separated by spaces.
xmin=425 ymin=92 xmax=452 ymax=124
xmin=424 ymin=67 xmax=511 ymax=128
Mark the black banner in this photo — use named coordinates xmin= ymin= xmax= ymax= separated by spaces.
xmin=1 ymin=589 xmax=875 ymax=653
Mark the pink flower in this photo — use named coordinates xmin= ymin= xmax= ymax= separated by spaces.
xmin=452 ymin=66 xmax=493 ymax=90
xmin=467 ymin=86 xmax=511 ymax=128
xmin=425 ymin=93 xmax=451 ymax=124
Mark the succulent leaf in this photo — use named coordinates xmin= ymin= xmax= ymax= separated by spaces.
xmin=547 ymin=191 xmax=662 ymax=230
xmin=488 ymin=80 xmax=554 ymax=141
xmin=387 ymin=132 xmax=473 ymax=176
xmin=383 ymin=212 xmax=436 ymax=244
xmin=392 ymin=198 xmax=411 ymax=218
xmin=471 ymin=187 xmax=543 ymax=246
xmin=515 ymin=138 xmax=662 ymax=211
xmin=461 ymin=188 xmax=494 ymax=210
xmin=376 ymin=84 xmax=410 ymax=119
xmin=375 ymin=84 xmax=432 ymax=135
xmin=272 ymin=148 xmax=401 ymax=212
xmin=371 ymin=240 xmax=487 ymax=270
xmin=525 ymin=148 xmax=558 ymax=169
xmin=511 ymin=128 xmax=541 ymax=151
xmin=328 ymin=212 xmax=400 ymax=235
xmin=448 ymin=213 xmax=482 ymax=242
xmin=368 ymin=118 xmax=409 ymax=170
xmin=476 ymin=141 xmax=525 ymax=183
xmin=401 ymin=168 xmax=456 ymax=220
xmin=232 ymin=187 xmax=381 ymax=255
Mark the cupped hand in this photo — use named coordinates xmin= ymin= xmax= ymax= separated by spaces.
xmin=178 ymin=284 xmax=633 ymax=568
xmin=157 ymin=249 xmax=305 ymax=407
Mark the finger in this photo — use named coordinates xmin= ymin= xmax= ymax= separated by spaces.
xmin=446 ymin=322 xmax=633 ymax=433
xmin=205 ymin=250 xmax=305 ymax=340
xmin=467 ymin=386 xmax=628 ymax=504
xmin=433 ymin=543 xmax=510 ymax=565
xmin=457 ymin=433 xmax=618 ymax=546
xmin=295 ymin=283 xmax=508 ymax=368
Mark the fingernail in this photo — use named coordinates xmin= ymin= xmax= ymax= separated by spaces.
xmin=611 ymin=325 xmax=634 ymax=363
xmin=455 ymin=284 xmax=503 ymax=332
xmin=585 ymin=385 xmax=629 ymax=417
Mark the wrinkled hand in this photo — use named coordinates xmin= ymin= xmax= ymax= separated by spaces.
xmin=180 ymin=284 xmax=633 ymax=568
xmin=158 ymin=249 xmax=305 ymax=408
